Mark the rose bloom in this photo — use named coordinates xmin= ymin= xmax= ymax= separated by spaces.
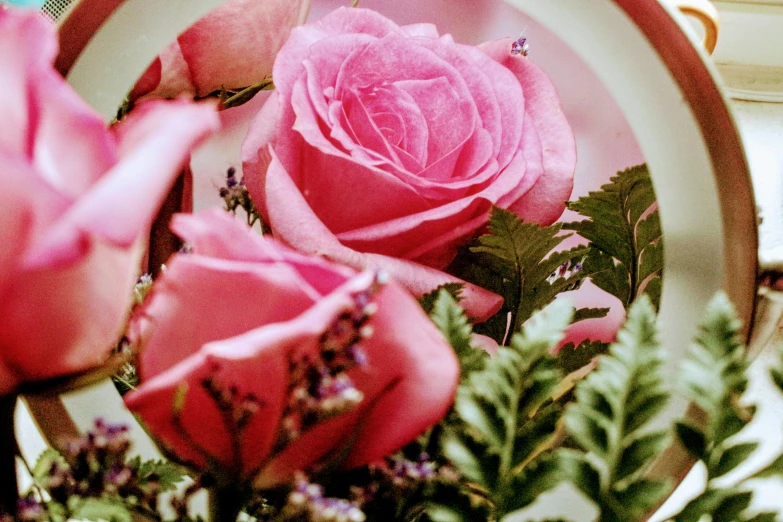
xmin=0 ymin=9 xmax=218 ymax=394
xmin=134 ymin=0 xmax=311 ymax=99
xmin=124 ymin=209 xmax=458 ymax=487
xmin=241 ymin=7 xmax=576 ymax=321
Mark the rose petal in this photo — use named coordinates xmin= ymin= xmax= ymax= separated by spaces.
xmin=24 ymin=100 xmax=219 ymax=269
xmin=335 ymin=151 xmax=539 ymax=265
xmin=131 ymin=57 xmax=163 ymax=101
xmin=273 ymin=7 xmax=403 ymax=101
xmin=401 ymin=22 xmax=440 ymax=38
xmin=32 ymin=69 xmax=119 ymax=198
xmin=171 ymin=209 xmax=354 ymax=293
xmin=177 ymin=0 xmax=310 ymax=96
xmin=255 ymin=281 xmax=458 ymax=484
xmin=0 ymin=240 xmax=141 ymax=384
xmin=480 ymin=38 xmax=576 ymax=223
xmin=0 ymin=152 xmax=35 ymax=301
xmin=259 ymin=152 xmax=503 ymax=320
xmin=0 ymin=10 xmax=55 ymax=157
xmin=557 ymin=282 xmax=625 ymax=353
xmin=137 ymin=44 xmax=197 ymax=100
xmin=135 ymin=253 xmax=323 ymax=379
xmin=0 ymin=10 xmax=118 ymax=198
xmin=394 ymin=76 xmax=476 ymax=169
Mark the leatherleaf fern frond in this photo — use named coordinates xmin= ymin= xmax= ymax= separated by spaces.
xmin=440 ymin=299 xmax=573 ymax=519
xmin=429 ymin=288 xmax=486 ymax=378
xmin=559 ymin=295 xmax=671 ymax=522
xmin=453 ymin=207 xmax=606 ymax=344
xmin=564 ymin=164 xmax=662 ymax=309
xmin=672 ymin=293 xmax=779 ymax=522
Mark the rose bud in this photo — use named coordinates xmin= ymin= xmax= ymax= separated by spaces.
xmin=124 ymin=209 xmax=459 ymax=488
xmin=133 ymin=0 xmax=311 ymax=100
xmin=241 ymin=7 xmax=576 ymax=322
xmin=0 ymin=8 xmax=219 ymax=395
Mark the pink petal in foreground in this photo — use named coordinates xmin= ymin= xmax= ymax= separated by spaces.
xmin=254 ymin=279 xmax=459 ymax=485
xmin=32 ymin=67 xmax=118 ymax=199
xmin=0 ymin=240 xmax=142 ymax=385
xmin=0 ymin=9 xmax=56 ymax=158
xmin=0 ymin=152 xmax=36 ymax=301
xmin=134 ymin=253 xmax=319 ymax=380
xmin=24 ymin=100 xmax=219 ymax=269
xmin=170 ymin=210 xmax=355 ymax=290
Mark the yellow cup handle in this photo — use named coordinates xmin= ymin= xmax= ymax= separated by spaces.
xmin=672 ymin=0 xmax=720 ymax=54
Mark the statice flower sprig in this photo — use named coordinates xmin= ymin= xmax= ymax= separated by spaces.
xmin=277 ymin=272 xmax=386 ymax=449
xmin=9 ymin=419 xmax=187 ymax=522
xmin=274 ymin=473 xmax=366 ymax=522
xmin=219 ymin=167 xmax=264 ymax=230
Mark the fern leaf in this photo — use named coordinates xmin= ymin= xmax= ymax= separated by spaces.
xmin=428 ymin=289 xmax=487 ymax=377
xmin=565 ymin=164 xmax=662 ymax=308
xmin=561 ymin=295 xmax=671 ymax=520
xmin=454 ymin=208 xmax=592 ymax=341
xmin=420 ymin=283 xmax=464 ymax=315
xmin=557 ymin=340 xmax=610 ymax=375
xmin=672 ymin=292 xmax=772 ymax=521
xmin=443 ymin=300 xmax=573 ymax=518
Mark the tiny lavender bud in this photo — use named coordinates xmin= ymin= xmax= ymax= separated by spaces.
xmin=276 ymin=271 xmax=386 ymax=448
xmin=511 ymin=36 xmax=529 ymax=56
xmin=282 ymin=474 xmax=366 ymax=522
xmin=16 ymin=496 xmax=44 ymax=522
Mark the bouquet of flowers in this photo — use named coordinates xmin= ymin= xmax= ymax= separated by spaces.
xmin=1 ymin=1 xmax=782 ymax=521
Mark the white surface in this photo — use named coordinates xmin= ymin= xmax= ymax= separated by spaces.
xmin=653 ymin=99 xmax=783 ymax=521
xmin=713 ymin=2 xmax=783 ymax=69
xmin=712 ymin=2 xmax=783 ymax=102
xmin=66 ymin=0 xmax=229 ymax=120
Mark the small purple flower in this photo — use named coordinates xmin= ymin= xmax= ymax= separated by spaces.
xmin=511 ymin=36 xmax=529 ymax=56
xmin=16 ymin=496 xmax=44 ymax=522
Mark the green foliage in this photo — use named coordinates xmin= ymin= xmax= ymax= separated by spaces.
xmin=565 ymin=164 xmax=662 ymax=309
xmin=68 ymin=497 xmax=132 ymax=522
xmin=32 ymin=447 xmax=67 ymax=483
xmin=128 ymin=456 xmax=188 ymax=493
xmin=217 ymin=77 xmax=275 ymax=109
xmin=675 ymin=294 xmax=753 ymax=469
xmin=441 ymin=300 xmax=573 ymax=518
xmin=560 ymin=296 xmax=671 ymax=521
xmin=453 ymin=208 xmax=591 ymax=342
xmin=428 ymin=288 xmax=487 ymax=377
xmin=671 ymin=293 xmax=770 ymax=522
xmin=557 ymin=340 xmax=611 ymax=375
xmin=420 ymin=283 xmax=464 ymax=315
xmin=26 ymin=444 xmax=188 ymax=522
xmin=770 ymin=343 xmax=783 ymax=396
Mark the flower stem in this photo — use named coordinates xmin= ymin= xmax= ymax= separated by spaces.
xmin=208 ymin=486 xmax=244 ymax=522
xmin=0 ymin=394 xmax=18 ymax=516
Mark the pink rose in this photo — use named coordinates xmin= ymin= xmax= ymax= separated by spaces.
xmin=0 ymin=9 xmax=219 ymax=395
xmin=124 ymin=209 xmax=458 ymax=487
xmin=241 ymin=7 xmax=576 ymax=321
xmin=135 ymin=0 xmax=311 ymax=99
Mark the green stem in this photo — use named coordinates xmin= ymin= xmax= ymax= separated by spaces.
xmin=0 ymin=394 xmax=18 ymax=516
